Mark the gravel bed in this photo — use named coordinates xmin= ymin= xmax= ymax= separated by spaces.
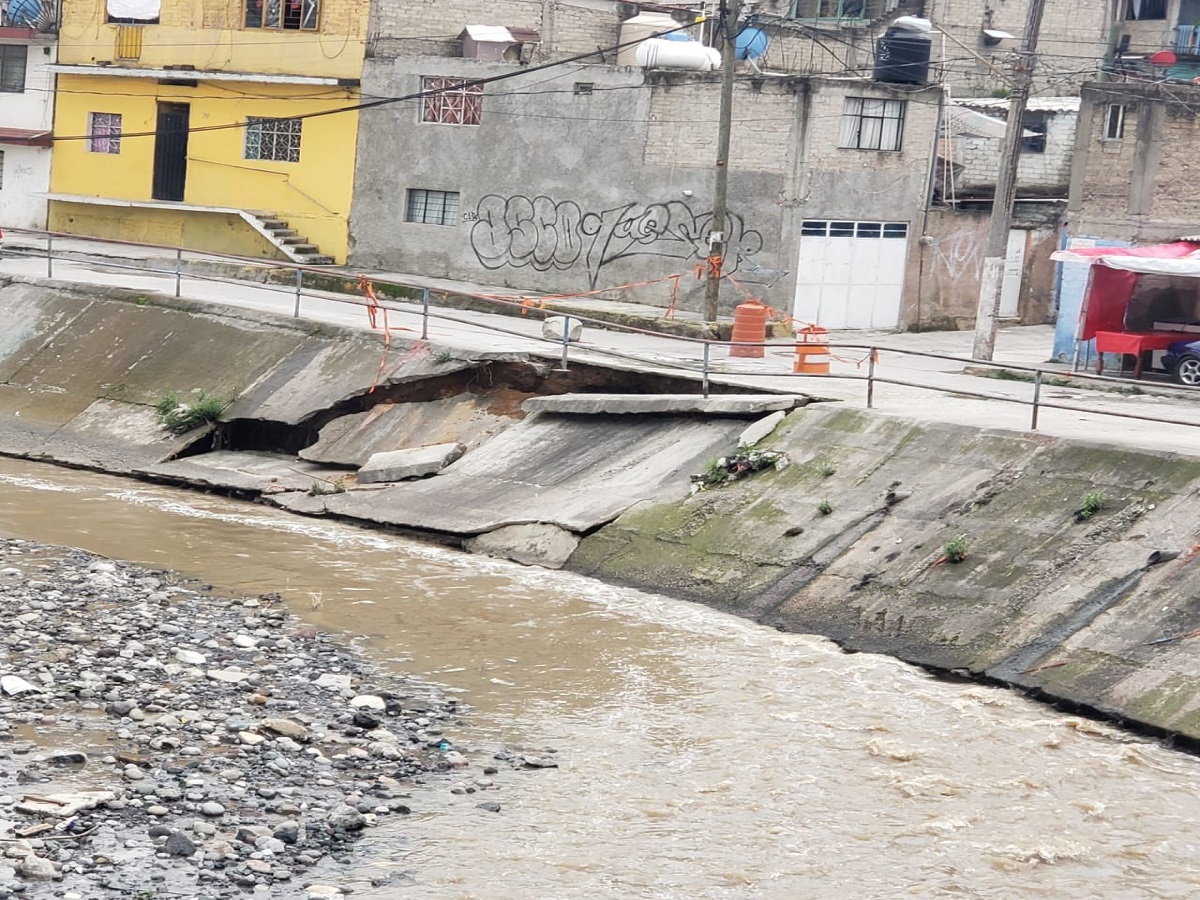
xmin=0 ymin=537 xmax=531 ymax=899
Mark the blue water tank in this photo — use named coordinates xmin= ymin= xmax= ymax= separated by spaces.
xmin=874 ymin=26 xmax=932 ymax=84
xmin=663 ymin=31 xmax=691 ymax=42
xmin=735 ymin=27 xmax=770 ymax=61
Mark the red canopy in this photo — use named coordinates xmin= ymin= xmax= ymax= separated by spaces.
xmin=1051 ymin=241 xmax=1200 ymax=341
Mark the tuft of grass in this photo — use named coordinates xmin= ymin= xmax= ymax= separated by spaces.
xmin=816 ymin=461 xmax=837 ymax=478
xmin=817 ymin=499 xmax=833 ymax=516
xmin=432 ymin=349 xmax=456 ymax=365
xmin=1077 ymin=490 xmax=1106 ymax=521
xmin=307 ymin=478 xmax=347 ymax=497
xmin=943 ymin=534 xmax=969 ymax=564
xmin=156 ymin=390 xmax=226 ymax=435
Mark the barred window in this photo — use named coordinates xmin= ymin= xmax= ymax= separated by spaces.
xmin=422 ymin=77 xmax=483 ymax=126
xmin=245 ymin=0 xmax=319 ymax=29
xmin=838 ymin=97 xmax=905 ymax=151
xmin=0 ymin=45 xmax=28 ymax=94
xmin=406 ymin=189 xmax=460 ymax=226
xmin=244 ymin=117 xmax=301 ymax=162
xmin=88 ymin=113 xmax=123 ymax=154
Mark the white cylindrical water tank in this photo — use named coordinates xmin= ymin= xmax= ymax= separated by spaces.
xmin=617 ymin=12 xmax=682 ymax=66
xmin=635 ymin=38 xmax=721 ymax=71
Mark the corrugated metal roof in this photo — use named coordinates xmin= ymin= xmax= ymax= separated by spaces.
xmin=955 ymin=96 xmax=1081 ymax=113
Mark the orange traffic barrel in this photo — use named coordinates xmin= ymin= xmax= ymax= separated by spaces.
xmin=794 ymin=325 xmax=830 ymax=374
xmin=729 ymin=299 xmax=768 ymax=358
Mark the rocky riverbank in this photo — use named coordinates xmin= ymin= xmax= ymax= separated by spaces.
xmin=0 ymin=538 xmax=533 ymax=899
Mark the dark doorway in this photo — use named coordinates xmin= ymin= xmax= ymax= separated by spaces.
xmin=152 ymin=102 xmax=190 ymax=202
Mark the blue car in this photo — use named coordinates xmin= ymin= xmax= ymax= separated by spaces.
xmin=1164 ymin=338 xmax=1200 ymax=386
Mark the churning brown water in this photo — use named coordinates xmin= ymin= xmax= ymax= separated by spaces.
xmin=1 ymin=458 xmax=1199 ymax=899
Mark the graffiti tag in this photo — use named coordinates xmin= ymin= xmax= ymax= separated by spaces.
xmin=469 ymin=194 xmax=764 ymax=289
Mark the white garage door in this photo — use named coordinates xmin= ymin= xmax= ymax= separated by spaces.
xmin=793 ymin=220 xmax=910 ymax=330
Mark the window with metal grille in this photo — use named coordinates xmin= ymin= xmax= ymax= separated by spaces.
xmin=88 ymin=113 xmax=123 ymax=154
xmin=244 ymin=117 xmax=301 ymax=162
xmin=838 ymin=97 xmax=905 ymax=151
xmin=422 ymin=77 xmax=483 ymax=126
xmin=1125 ymin=0 xmax=1166 ymax=19
xmin=405 ymin=189 xmax=460 ymax=226
xmin=0 ymin=45 xmax=28 ymax=94
xmin=245 ymin=0 xmax=319 ymax=29
xmin=1105 ymin=104 xmax=1127 ymax=140
xmin=1020 ymin=112 xmax=1048 ymax=154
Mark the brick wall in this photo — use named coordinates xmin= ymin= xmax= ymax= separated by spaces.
xmin=1069 ymin=82 xmax=1200 ymax=243
xmin=954 ymin=108 xmax=1076 ymax=193
xmin=643 ymin=79 xmax=797 ymax=174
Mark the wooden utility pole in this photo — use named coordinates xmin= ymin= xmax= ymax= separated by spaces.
xmin=703 ymin=0 xmax=740 ymax=324
xmin=971 ymin=0 xmax=1047 ymax=360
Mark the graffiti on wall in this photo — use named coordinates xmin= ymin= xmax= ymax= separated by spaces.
xmin=468 ymin=194 xmax=765 ymax=289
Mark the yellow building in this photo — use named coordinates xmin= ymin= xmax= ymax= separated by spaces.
xmin=48 ymin=0 xmax=368 ymax=263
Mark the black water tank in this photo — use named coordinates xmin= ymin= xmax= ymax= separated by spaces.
xmin=874 ymin=26 xmax=932 ymax=85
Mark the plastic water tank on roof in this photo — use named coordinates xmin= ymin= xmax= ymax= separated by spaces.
xmin=617 ymin=12 xmax=682 ymax=66
xmin=874 ymin=16 xmax=933 ymax=85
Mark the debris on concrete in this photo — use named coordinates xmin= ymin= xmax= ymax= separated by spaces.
xmin=542 ymin=315 xmax=582 ymax=343
xmin=690 ymin=449 xmax=789 ymax=492
xmin=357 ymin=442 xmax=465 ymax=483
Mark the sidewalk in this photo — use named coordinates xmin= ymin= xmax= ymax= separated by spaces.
xmin=1 ymin=239 xmax=1198 ymax=457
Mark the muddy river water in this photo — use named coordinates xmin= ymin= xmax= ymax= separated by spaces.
xmin=1 ymin=457 xmax=1199 ymax=899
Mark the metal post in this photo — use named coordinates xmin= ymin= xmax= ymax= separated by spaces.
xmin=1031 ymin=368 xmax=1042 ymax=430
xmin=866 ymin=348 xmax=876 ymax=409
xmin=559 ymin=316 xmax=571 ymax=371
xmin=174 ymin=248 xmax=183 ymax=298
xmin=421 ymin=288 xmax=430 ymax=341
xmin=46 ymin=233 xmax=53 ymax=279
xmin=293 ymin=269 xmax=303 ymax=317
xmin=702 ymin=0 xmax=741 ymax=324
xmin=702 ymin=342 xmax=711 ymax=398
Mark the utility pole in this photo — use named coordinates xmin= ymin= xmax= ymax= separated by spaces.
xmin=704 ymin=0 xmax=740 ymax=324
xmin=971 ymin=0 xmax=1047 ymax=360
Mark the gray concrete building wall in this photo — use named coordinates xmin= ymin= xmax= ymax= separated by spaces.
xmin=349 ymin=60 xmax=941 ymax=320
xmin=1069 ymin=82 xmax=1200 ymax=244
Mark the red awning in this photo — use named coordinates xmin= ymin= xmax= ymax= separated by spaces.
xmin=0 ymin=128 xmax=52 ymax=148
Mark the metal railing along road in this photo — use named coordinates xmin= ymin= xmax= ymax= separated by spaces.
xmin=3 ymin=226 xmax=1200 ymax=437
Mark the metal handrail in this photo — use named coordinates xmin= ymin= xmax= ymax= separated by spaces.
xmin=3 ymin=226 xmax=1200 ymax=438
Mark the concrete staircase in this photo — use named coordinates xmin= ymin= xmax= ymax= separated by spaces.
xmin=242 ymin=212 xmax=335 ymax=266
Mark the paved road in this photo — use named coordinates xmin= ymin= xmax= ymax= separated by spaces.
xmin=2 ymin=250 xmax=1198 ymax=458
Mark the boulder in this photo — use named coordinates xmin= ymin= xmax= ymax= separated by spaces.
xmin=464 ymin=523 xmax=580 ymax=569
xmin=356 ymin=443 xmax=465 ymax=484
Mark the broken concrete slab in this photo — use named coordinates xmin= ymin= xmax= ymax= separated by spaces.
xmin=300 ymin=394 xmax=518 ymax=467
xmin=521 ymin=393 xmax=810 ymax=417
xmin=357 ymin=442 xmax=465 ymax=483
xmin=542 ymin=316 xmax=582 ymax=343
xmin=739 ymin=410 xmax=787 ymax=448
xmin=16 ymin=790 xmax=116 ymax=818
xmin=141 ymin=451 xmax=336 ymax=494
xmin=464 ymin=523 xmax=581 ymax=569
xmin=321 ymin=413 xmax=745 ymax=534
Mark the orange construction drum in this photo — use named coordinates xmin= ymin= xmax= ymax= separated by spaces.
xmin=794 ymin=325 xmax=830 ymax=374
xmin=729 ymin=299 xmax=768 ymax=358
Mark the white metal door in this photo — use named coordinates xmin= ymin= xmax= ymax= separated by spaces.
xmin=793 ymin=220 xmax=909 ymax=330
xmin=999 ymin=229 xmax=1026 ymax=318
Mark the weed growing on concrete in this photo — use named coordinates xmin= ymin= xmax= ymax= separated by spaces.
xmin=155 ymin=390 xmax=227 ymax=434
xmin=817 ymin=499 xmax=833 ymax=516
xmin=433 ymin=349 xmax=456 ymax=365
xmin=1077 ymin=490 xmax=1106 ymax=522
xmin=943 ymin=534 xmax=969 ymax=563
xmin=816 ymin=461 xmax=837 ymax=478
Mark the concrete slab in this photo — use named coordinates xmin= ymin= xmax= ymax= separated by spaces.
xmin=300 ymin=393 xmax=519 ymax=467
xmin=464 ymin=523 xmax=580 ymax=569
xmin=357 ymin=443 xmax=464 ymax=483
xmin=142 ymin=451 xmax=335 ymax=493
xmin=320 ymin=414 xmax=745 ymax=534
xmin=738 ymin=410 xmax=787 ymax=447
xmin=521 ymin=393 xmax=810 ymax=417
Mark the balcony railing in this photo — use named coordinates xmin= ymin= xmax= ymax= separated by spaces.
xmin=1177 ymin=24 xmax=1200 ymax=57
xmin=0 ymin=0 xmax=58 ymax=32
xmin=789 ymin=0 xmax=898 ymax=23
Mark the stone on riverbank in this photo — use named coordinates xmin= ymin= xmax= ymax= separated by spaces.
xmin=356 ymin=442 xmax=465 ymax=483
xmin=464 ymin=523 xmax=580 ymax=569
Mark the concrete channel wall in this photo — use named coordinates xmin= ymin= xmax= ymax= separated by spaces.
xmin=3 ymin=275 xmax=1200 ymax=744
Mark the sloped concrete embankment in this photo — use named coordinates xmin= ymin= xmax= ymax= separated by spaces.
xmin=4 ymin=274 xmax=1200 ymax=744
xmin=570 ymin=405 xmax=1200 ymax=743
